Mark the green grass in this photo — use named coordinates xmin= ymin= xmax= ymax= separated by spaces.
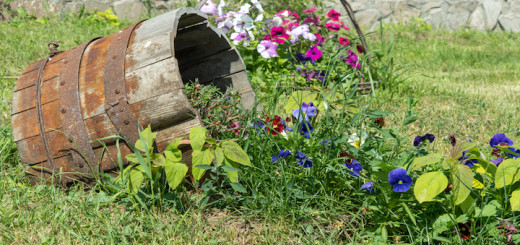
xmin=2 ymin=14 xmax=520 ymax=243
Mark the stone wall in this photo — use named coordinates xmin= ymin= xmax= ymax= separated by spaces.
xmin=3 ymin=0 xmax=520 ymax=32
xmin=325 ymin=0 xmax=520 ymax=32
xmin=3 ymin=0 xmax=192 ymax=21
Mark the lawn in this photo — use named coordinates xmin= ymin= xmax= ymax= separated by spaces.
xmin=1 ymin=6 xmax=520 ymax=244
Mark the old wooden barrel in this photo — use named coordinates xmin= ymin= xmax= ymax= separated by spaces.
xmin=11 ymin=8 xmax=256 ymax=185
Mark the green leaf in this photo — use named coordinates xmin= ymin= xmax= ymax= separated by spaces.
xmin=223 ymin=158 xmax=239 ymax=183
xmin=451 ymin=164 xmax=474 ymax=205
xmin=135 ymin=125 xmax=156 ymax=153
xmin=190 ymin=127 xmax=207 ymax=152
xmin=214 ymin=147 xmax=224 ymax=167
xmin=511 ymin=188 xmax=520 ymax=211
xmin=285 ymin=91 xmax=318 ymax=115
xmin=432 ymin=214 xmax=455 ymax=235
xmin=400 ymin=203 xmax=417 ymax=226
xmin=402 ymin=115 xmax=417 ymax=126
xmin=128 ymin=166 xmax=145 ymax=193
xmin=409 ymin=154 xmax=443 ymax=171
xmin=230 ymin=182 xmax=247 ymax=193
xmin=459 ymin=195 xmax=475 ymax=214
xmin=475 ymin=201 xmax=499 ymax=217
xmin=221 ymin=140 xmax=251 ymax=167
xmin=151 ymin=153 xmax=165 ymax=166
xmin=164 ymin=138 xmax=183 ymax=162
xmin=414 ymin=171 xmax=448 ymax=203
xmin=495 ymin=159 xmax=520 ymax=189
xmin=125 ymin=153 xmax=139 ymax=164
xmin=164 ymin=160 xmax=188 ymax=191
xmin=164 ymin=151 xmax=181 ymax=163
xmin=451 ymin=141 xmax=476 ymax=161
xmin=191 ymin=149 xmax=214 ymax=181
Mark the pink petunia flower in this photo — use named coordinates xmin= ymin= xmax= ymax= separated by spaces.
xmin=325 ymin=22 xmax=341 ymax=31
xmin=230 ymin=32 xmax=249 ymax=45
xmin=200 ymin=0 xmax=218 ymax=16
xmin=339 ymin=37 xmax=350 ymax=47
xmin=315 ymin=33 xmax=325 ymax=44
xmin=339 ymin=21 xmax=350 ymax=30
xmin=344 ymin=50 xmax=360 ymax=69
xmin=328 ymin=9 xmax=341 ymax=21
xmin=257 ymin=40 xmax=278 ymax=58
xmin=306 ymin=46 xmax=322 ymax=61
xmin=303 ymin=6 xmax=316 ymax=13
xmin=303 ymin=16 xmax=321 ymax=26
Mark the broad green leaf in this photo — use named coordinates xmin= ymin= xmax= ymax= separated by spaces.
xmin=230 ymin=182 xmax=247 ymax=193
xmin=164 ymin=159 xmax=188 ymax=191
xmin=190 ymin=127 xmax=207 ymax=152
xmin=410 ymin=154 xmax=443 ymax=171
xmin=214 ymin=147 xmax=224 ymax=167
xmin=223 ymin=158 xmax=239 ymax=183
xmin=285 ymin=90 xmax=318 ymax=115
xmin=128 ymin=166 xmax=145 ymax=193
xmin=451 ymin=164 xmax=474 ymax=205
xmin=151 ymin=153 xmax=165 ymax=166
xmin=221 ymin=140 xmax=251 ymax=167
xmin=475 ymin=201 xmax=499 ymax=217
xmin=191 ymin=149 xmax=214 ymax=181
xmin=414 ymin=171 xmax=448 ymax=203
xmin=474 ymin=159 xmax=497 ymax=176
xmin=164 ymin=151 xmax=181 ymax=163
xmin=125 ymin=153 xmax=139 ymax=164
xmin=432 ymin=214 xmax=455 ymax=235
xmin=495 ymin=159 xmax=520 ymax=189
xmin=459 ymin=195 xmax=475 ymax=214
xmin=165 ymin=138 xmax=183 ymax=161
xmin=135 ymin=125 xmax=156 ymax=153
xmin=511 ymin=189 xmax=520 ymax=211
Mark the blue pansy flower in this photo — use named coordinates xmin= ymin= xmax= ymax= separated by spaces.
xmin=295 ymin=52 xmax=315 ymax=64
xmin=413 ymin=134 xmax=435 ymax=146
xmin=298 ymin=121 xmax=313 ymax=139
xmin=344 ymin=159 xmax=363 ymax=177
xmin=294 ymin=150 xmax=313 ymax=168
xmin=388 ymin=168 xmax=413 ymax=192
xmin=490 ymin=158 xmax=504 ymax=166
xmin=321 ymin=139 xmax=335 ymax=150
xmin=507 ymin=148 xmax=520 ymax=159
xmin=360 ymin=181 xmax=374 ymax=193
xmin=271 ymin=149 xmax=292 ymax=162
xmin=489 ymin=133 xmax=513 ymax=148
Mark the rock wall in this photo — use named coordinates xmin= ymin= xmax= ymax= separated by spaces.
xmin=4 ymin=0 xmax=520 ymax=32
xmin=325 ymin=0 xmax=520 ymax=32
xmin=4 ymin=0 xmax=192 ymax=21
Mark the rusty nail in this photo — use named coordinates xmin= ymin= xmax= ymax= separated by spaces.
xmin=115 ymin=89 xmax=121 ymax=94
xmin=120 ymin=107 xmax=124 ymax=112
xmin=61 ymin=108 xmax=66 ymax=113
xmin=124 ymin=120 xmax=130 ymax=125
xmin=60 ymin=81 xmax=65 ymax=86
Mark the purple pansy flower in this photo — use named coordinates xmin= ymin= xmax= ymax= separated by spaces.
xmin=257 ymin=40 xmax=278 ymax=58
xmin=388 ymin=168 xmax=413 ymax=192
xmin=490 ymin=133 xmax=514 ymax=148
xmin=271 ymin=149 xmax=292 ymax=162
xmin=292 ymin=102 xmax=317 ymax=122
xmin=490 ymin=158 xmax=504 ymax=166
xmin=413 ymin=133 xmax=435 ymax=146
xmin=306 ymin=46 xmax=322 ymax=61
xmin=294 ymin=151 xmax=313 ymax=168
xmin=360 ymin=181 xmax=374 ymax=193
xmin=295 ymin=52 xmax=314 ymax=64
xmin=344 ymin=159 xmax=363 ymax=177
xmin=507 ymin=148 xmax=520 ymax=159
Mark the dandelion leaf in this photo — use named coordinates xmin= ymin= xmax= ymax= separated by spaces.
xmin=495 ymin=159 xmax=520 ymax=189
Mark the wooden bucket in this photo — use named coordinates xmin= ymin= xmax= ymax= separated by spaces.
xmin=11 ymin=8 xmax=256 ymax=185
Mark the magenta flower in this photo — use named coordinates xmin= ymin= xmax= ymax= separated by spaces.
xmin=339 ymin=37 xmax=350 ymax=47
xmin=303 ymin=7 xmax=316 ymax=13
xmin=306 ymin=46 xmax=322 ymax=61
xmin=325 ymin=22 xmax=341 ymax=31
xmin=257 ymin=41 xmax=278 ymax=58
xmin=344 ymin=50 xmax=360 ymax=69
xmin=270 ymin=26 xmax=289 ymax=44
xmin=328 ymin=9 xmax=341 ymax=21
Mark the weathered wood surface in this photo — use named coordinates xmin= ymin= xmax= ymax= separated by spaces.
xmin=11 ymin=7 xmax=257 ymax=184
